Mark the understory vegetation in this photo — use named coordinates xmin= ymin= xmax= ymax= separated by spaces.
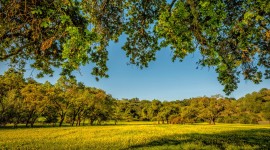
xmin=1 ymin=69 xmax=270 ymax=127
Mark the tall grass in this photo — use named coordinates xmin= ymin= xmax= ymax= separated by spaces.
xmin=0 ymin=123 xmax=269 ymax=149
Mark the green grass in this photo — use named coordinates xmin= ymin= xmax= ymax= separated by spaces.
xmin=0 ymin=123 xmax=270 ymax=149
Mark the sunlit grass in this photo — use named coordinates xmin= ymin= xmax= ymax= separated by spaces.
xmin=0 ymin=123 xmax=270 ymax=149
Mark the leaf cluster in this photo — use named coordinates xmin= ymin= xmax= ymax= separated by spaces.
xmin=0 ymin=0 xmax=269 ymax=94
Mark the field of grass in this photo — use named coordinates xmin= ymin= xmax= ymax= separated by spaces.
xmin=1 ymin=122 xmax=270 ymax=149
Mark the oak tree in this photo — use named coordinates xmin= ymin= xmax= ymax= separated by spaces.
xmin=0 ymin=0 xmax=269 ymax=95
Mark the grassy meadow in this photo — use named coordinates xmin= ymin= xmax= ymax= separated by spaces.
xmin=0 ymin=122 xmax=270 ymax=149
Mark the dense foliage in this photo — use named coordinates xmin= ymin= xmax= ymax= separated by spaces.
xmin=115 ymin=91 xmax=270 ymax=125
xmin=0 ymin=68 xmax=114 ymax=127
xmin=1 ymin=69 xmax=270 ymax=127
xmin=0 ymin=0 xmax=269 ymax=94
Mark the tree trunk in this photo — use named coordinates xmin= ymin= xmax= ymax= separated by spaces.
xmin=76 ymin=117 xmax=80 ymax=126
xmin=26 ymin=110 xmax=35 ymax=127
xmin=13 ymin=122 xmax=18 ymax=128
xmin=90 ymin=119 xmax=94 ymax=126
xmin=210 ymin=118 xmax=216 ymax=125
xmin=71 ymin=120 xmax=74 ymax=126
xmin=59 ymin=115 xmax=65 ymax=127
xmin=71 ymin=112 xmax=76 ymax=126
xmin=30 ymin=118 xmax=37 ymax=127
xmin=13 ymin=116 xmax=20 ymax=128
xmin=83 ymin=119 xmax=85 ymax=126
xmin=26 ymin=118 xmax=31 ymax=127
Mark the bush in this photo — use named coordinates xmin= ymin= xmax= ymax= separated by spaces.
xmin=224 ymin=116 xmax=237 ymax=124
xmin=239 ymin=116 xmax=250 ymax=124
xmin=250 ymin=118 xmax=259 ymax=124
xmin=217 ymin=117 xmax=224 ymax=123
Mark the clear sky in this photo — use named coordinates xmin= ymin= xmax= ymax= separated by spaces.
xmin=1 ymin=36 xmax=269 ymax=101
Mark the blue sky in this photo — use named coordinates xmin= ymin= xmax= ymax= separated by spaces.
xmin=1 ymin=38 xmax=270 ymax=101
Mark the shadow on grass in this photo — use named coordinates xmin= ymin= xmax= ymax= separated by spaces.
xmin=125 ymin=128 xmax=270 ymax=149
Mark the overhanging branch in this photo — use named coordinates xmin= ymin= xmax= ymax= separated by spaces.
xmin=0 ymin=42 xmax=33 ymax=60
xmin=169 ymin=0 xmax=177 ymax=12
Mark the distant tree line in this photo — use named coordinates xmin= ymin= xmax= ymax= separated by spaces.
xmin=1 ymin=69 xmax=270 ymax=127
xmin=115 ymin=92 xmax=270 ymax=125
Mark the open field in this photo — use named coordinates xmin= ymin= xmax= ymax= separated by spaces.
xmin=1 ymin=122 xmax=270 ymax=149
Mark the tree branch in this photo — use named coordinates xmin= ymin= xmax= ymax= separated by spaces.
xmin=0 ymin=42 xmax=33 ymax=60
xmin=169 ymin=0 xmax=177 ymax=12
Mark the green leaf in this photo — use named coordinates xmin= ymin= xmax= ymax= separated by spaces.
xmin=41 ymin=22 xmax=49 ymax=28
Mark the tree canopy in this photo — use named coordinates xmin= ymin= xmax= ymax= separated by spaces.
xmin=0 ymin=0 xmax=269 ymax=94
